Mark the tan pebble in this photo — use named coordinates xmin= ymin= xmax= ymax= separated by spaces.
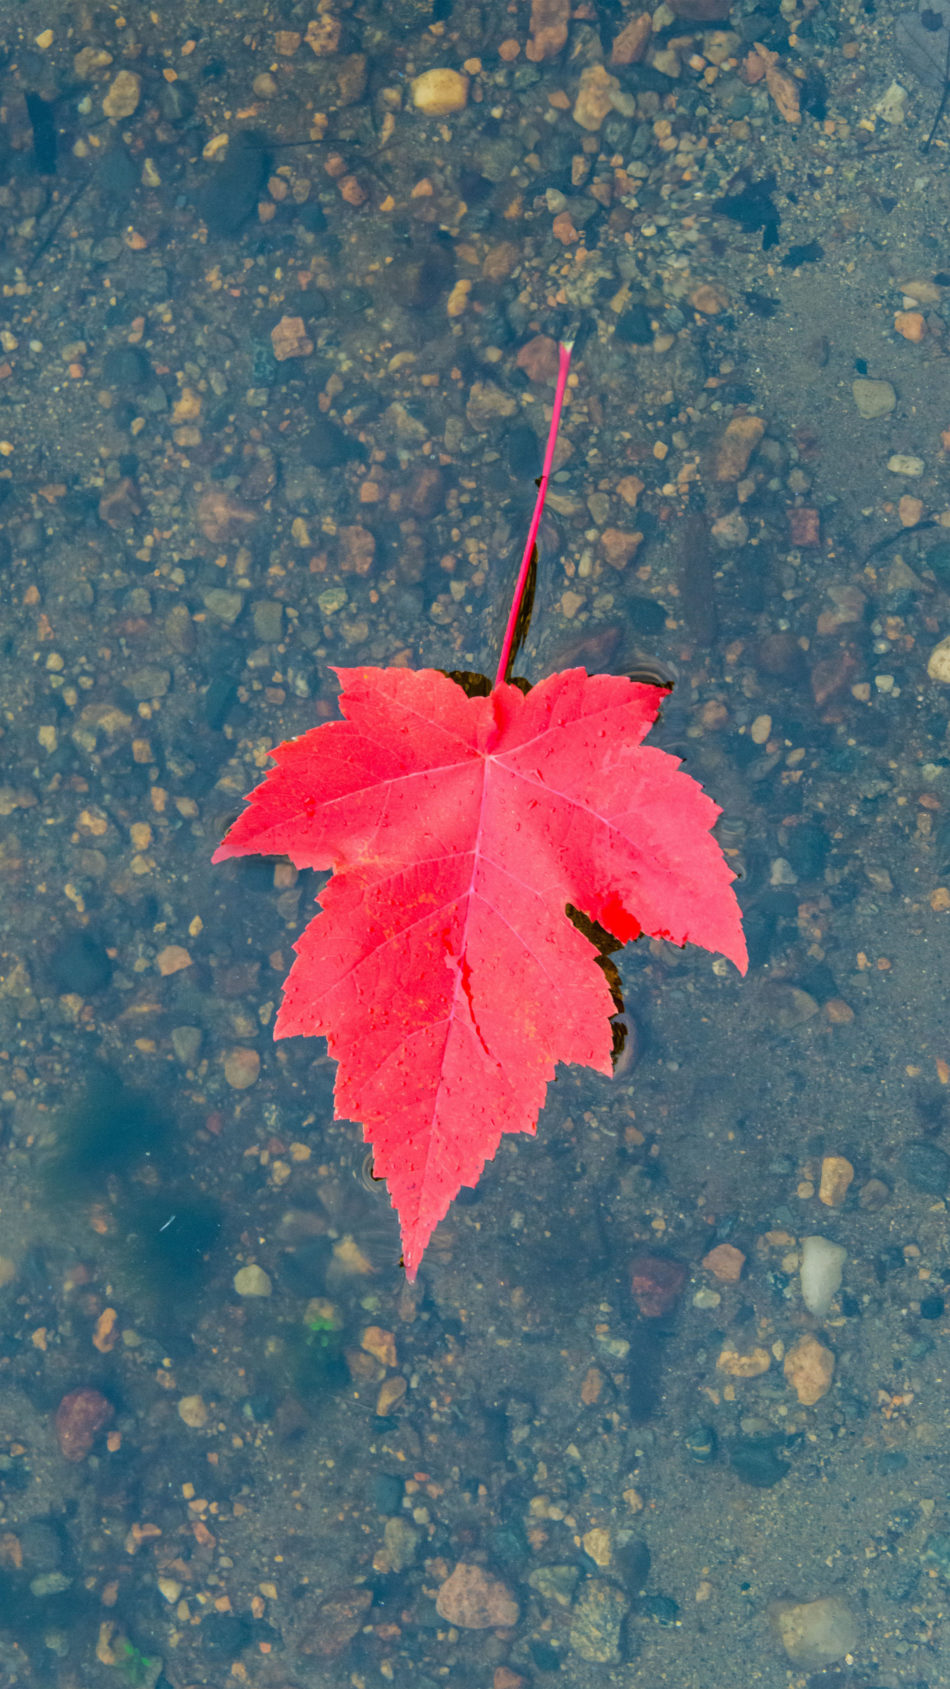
xmin=894 ymin=310 xmax=925 ymax=342
xmin=859 ymin=1177 xmax=890 ymax=1210
xmin=600 ymin=528 xmax=642 ymax=569
xmin=715 ymin=414 xmax=765 ymax=481
xmin=156 ymin=945 xmax=192 ymax=977
xmin=690 ymin=283 xmax=728 ymax=314
xmin=716 ymin=1344 xmax=770 ymax=1378
xmin=74 ymin=46 xmax=114 ymax=78
xmin=233 ymin=1264 xmax=272 ymax=1297
xmin=498 ymin=38 xmax=520 ymax=61
xmin=702 ymin=1243 xmax=745 ymax=1282
xmin=623 ymin=1486 xmax=644 ymax=1511
xmin=616 ymin=474 xmax=645 ymax=507
xmin=271 ymin=315 xmax=314 ymax=361
xmin=899 ymin=495 xmax=925 ymax=526
xmin=93 ymin=1308 xmax=118 ymax=1353
xmin=305 ymin=16 xmax=341 ymax=54
xmin=825 ymin=998 xmax=855 ymax=1024
xmin=783 ymin=1332 xmax=834 ymax=1405
xmin=223 ymin=1047 xmax=260 ymax=1089
xmin=361 ymin=1325 xmax=397 ymax=1367
xmin=927 ymin=636 xmax=950 ymax=683
xmin=516 ymin=333 xmax=559 ymax=384
xmin=338 ymin=174 xmax=366 ymax=206
xmin=446 ymin=278 xmax=472 ymax=318
xmin=376 ymin=1375 xmax=407 ymax=1416
xmin=274 ymin=29 xmax=301 ymax=54
xmin=527 ymin=0 xmax=570 ymax=60
xmin=750 ymin=713 xmax=772 ymax=744
xmin=572 ymin=63 xmax=620 ymax=131
xmin=102 ymin=70 xmax=141 ymax=119
xmin=582 ymin=1527 xmax=611 ymax=1567
xmin=178 ymin=1394 xmax=209 ymax=1428
xmin=580 ymin=1365 xmax=603 ymax=1404
xmin=819 ymin=1154 xmax=854 ymax=1207
xmin=436 ymin=1562 xmax=519 ymax=1628
xmin=0 ymin=1258 xmax=16 ymax=1290
xmin=411 ymin=68 xmax=468 ymax=115
xmin=551 ymin=210 xmax=580 ymax=245
xmin=158 ymin=1576 xmax=183 ymax=1603
xmin=610 ymin=11 xmax=652 ymax=64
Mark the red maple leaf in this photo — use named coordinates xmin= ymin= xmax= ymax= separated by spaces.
xmin=214 ymin=666 xmax=745 ymax=1276
xmin=213 ymin=344 xmax=747 ymax=1278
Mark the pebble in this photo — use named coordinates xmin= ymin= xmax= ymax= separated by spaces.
xmin=714 ymin=414 xmax=764 ymax=481
xmin=572 ymin=64 xmax=621 ymax=131
xmin=377 ymin=1516 xmax=418 ymax=1573
xmin=171 ymin=1025 xmax=202 ymax=1065
xmin=783 ymin=1333 xmax=835 ymax=1405
xmin=851 ymin=378 xmax=895 ymax=418
xmin=270 ymin=315 xmax=314 ymax=361
xmin=629 ymin=1254 xmax=685 ymax=1317
xmin=528 ymin=0 xmax=570 ymax=59
xmin=223 ymin=1047 xmax=260 ymax=1089
xmin=887 ymin=453 xmax=924 ymax=476
xmin=233 ymin=1264 xmax=272 ymax=1298
xmin=55 ymin=1388 xmax=114 ymax=1461
xmin=435 ymin=1562 xmax=519 ymax=1628
xmin=202 ymin=587 xmax=245 ymax=625
xmin=177 ymin=1394 xmax=209 ymax=1428
xmin=568 ymin=1577 xmax=628 ymax=1663
xmin=800 ymin=1235 xmax=846 ymax=1316
xmin=411 ymin=68 xmax=468 ymax=115
xmin=156 ymin=945 xmax=192 ymax=977
xmin=927 ymin=636 xmax=950 ymax=683
xmin=818 ymin=1154 xmax=854 ymax=1208
xmin=717 ymin=1344 xmax=770 ymax=1378
xmin=702 ymin=1243 xmax=745 ymax=1282
xmin=529 ymin=1565 xmax=580 ymax=1606
xmin=772 ymin=1596 xmax=858 ymax=1667
xmin=102 ymin=70 xmax=141 ymax=119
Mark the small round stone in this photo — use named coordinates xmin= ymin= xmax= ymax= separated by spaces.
xmin=177 ymin=1394 xmax=209 ymax=1428
xmin=234 ymin=1264 xmax=272 ymax=1298
xmin=411 ymin=68 xmax=469 ymax=115
xmin=927 ymin=635 xmax=950 ymax=683
xmin=851 ymin=377 xmax=895 ymax=419
xmin=223 ymin=1047 xmax=260 ymax=1089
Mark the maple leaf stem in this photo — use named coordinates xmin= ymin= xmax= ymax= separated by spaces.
xmin=494 ymin=339 xmax=574 ymax=689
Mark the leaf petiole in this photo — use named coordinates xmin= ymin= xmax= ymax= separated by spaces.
xmin=494 ymin=340 xmax=573 ymax=689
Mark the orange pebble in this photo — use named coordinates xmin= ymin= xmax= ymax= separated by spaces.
xmin=894 ymin=310 xmax=925 ymax=342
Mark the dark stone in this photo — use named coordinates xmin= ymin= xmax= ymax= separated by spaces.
xmin=198 ymin=131 xmax=270 ymax=238
xmin=372 ymin=1473 xmax=404 ymax=1515
xmin=300 ymin=416 xmax=352 ymax=469
xmin=614 ymin=303 xmax=653 ymax=344
xmin=784 ymin=822 xmax=829 ymax=880
xmin=614 ymin=1537 xmax=650 ymax=1592
xmin=683 ymin=1423 xmax=717 ymax=1463
xmin=506 ymin=422 xmax=541 ymax=480
xmin=101 ymin=344 xmax=151 ymax=391
xmin=626 ymin=595 xmax=667 ymax=636
xmin=530 ymin=1640 xmax=563 ymax=1671
xmin=729 ymin=1436 xmax=790 ymax=1487
xmin=782 ymin=240 xmax=824 ymax=268
xmin=920 ymin=1294 xmax=945 ymax=1319
xmin=639 ymin=1593 xmax=679 ymax=1626
xmin=899 ymin=1141 xmax=950 ymax=1195
xmin=48 ymin=931 xmax=112 ymax=996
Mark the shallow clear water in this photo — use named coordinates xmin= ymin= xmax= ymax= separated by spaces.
xmin=2 ymin=2 xmax=950 ymax=1683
